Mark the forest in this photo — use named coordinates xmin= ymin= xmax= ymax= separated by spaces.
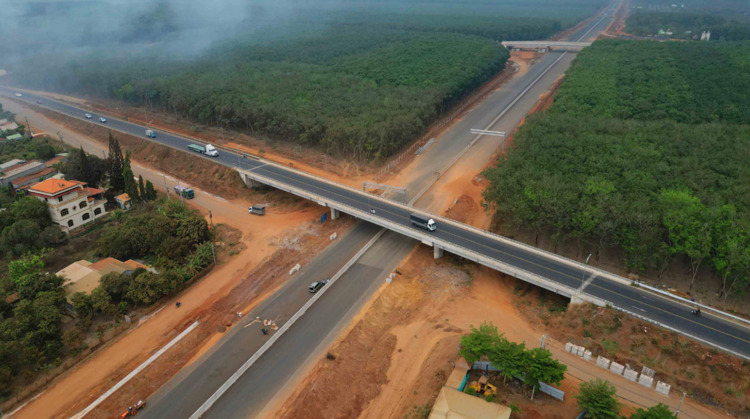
xmin=626 ymin=0 xmax=750 ymax=40
xmin=7 ymin=0 xmax=607 ymax=160
xmin=484 ymin=40 xmax=750 ymax=297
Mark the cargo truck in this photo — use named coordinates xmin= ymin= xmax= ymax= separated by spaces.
xmin=174 ymin=185 xmax=194 ymax=199
xmin=188 ymin=143 xmax=219 ymax=157
xmin=145 ymin=129 xmax=156 ymax=138
xmin=410 ymin=213 xmax=437 ymax=231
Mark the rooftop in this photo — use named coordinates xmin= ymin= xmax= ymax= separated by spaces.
xmin=0 ymin=159 xmax=25 ymax=171
xmin=115 ymin=193 xmax=131 ymax=202
xmin=30 ymin=178 xmax=85 ymax=195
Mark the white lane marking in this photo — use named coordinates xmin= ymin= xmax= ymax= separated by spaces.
xmin=69 ymin=321 xmax=200 ymax=419
xmin=189 ymin=229 xmax=387 ymax=419
xmin=632 ymin=306 xmax=647 ymax=313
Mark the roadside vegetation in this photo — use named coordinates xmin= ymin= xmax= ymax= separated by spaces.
xmin=517 ymin=287 xmax=750 ymax=416
xmin=626 ymin=0 xmax=750 ymax=40
xmin=484 ymin=40 xmax=750 ymax=297
xmin=459 ymin=322 xmax=566 ymax=399
xmin=7 ymin=0 xmax=606 ymax=161
xmin=0 ymin=133 xmax=214 ymax=398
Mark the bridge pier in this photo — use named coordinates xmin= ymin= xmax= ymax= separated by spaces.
xmin=330 ymin=208 xmax=340 ymax=220
xmin=433 ymin=246 xmax=444 ymax=259
xmin=240 ymin=172 xmax=261 ymax=188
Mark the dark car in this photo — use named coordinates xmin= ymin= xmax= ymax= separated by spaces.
xmin=308 ymin=280 xmax=326 ymax=293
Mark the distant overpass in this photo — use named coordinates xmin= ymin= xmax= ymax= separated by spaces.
xmin=502 ymin=41 xmax=592 ymax=52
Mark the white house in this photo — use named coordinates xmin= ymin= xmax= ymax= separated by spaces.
xmin=29 ymin=178 xmax=107 ymax=231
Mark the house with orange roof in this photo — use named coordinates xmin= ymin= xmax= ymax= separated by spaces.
xmin=28 ymin=178 xmax=107 ymax=231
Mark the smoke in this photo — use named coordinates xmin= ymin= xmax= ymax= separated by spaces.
xmin=0 ymin=0 xmax=318 ymax=67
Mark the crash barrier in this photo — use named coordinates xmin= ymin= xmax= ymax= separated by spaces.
xmin=596 ymin=356 xmax=611 ymax=369
xmin=623 ymin=367 xmax=638 ymax=382
xmin=565 ymin=342 xmax=592 ymax=361
xmin=656 ymin=381 xmax=671 ymax=396
xmin=575 ymin=344 xmax=670 ymax=395
xmin=609 ymin=361 xmax=625 ymax=375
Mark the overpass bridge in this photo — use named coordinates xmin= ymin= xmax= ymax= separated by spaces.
xmin=4 ymin=86 xmax=750 ymax=360
xmin=502 ymin=41 xmax=592 ymax=52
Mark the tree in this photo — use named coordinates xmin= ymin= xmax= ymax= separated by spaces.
xmin=9 ymin=254 xmax=63 ymax=300
xmin=90 ymin=287 xmax=115 ymax=315
xmin=145 ymin=180 xmax=157 ymax=200
xmin=107 ymin=133 xmax=125 ymax=191
xmin=138 ymin=175 xmax=146 ymax=201
xmin=122 ymin=152 xmax=139 ymax=202
xmin=522 ymin=347 xmax=566 ymax=399
xmin=126 ymin=271 xmax=162 ymax=305
xmin=70 ymin=292 xmax=93 ymax=318
xmin=61 ymin=147 xmax=106 ymax=187
xmin=459 ymin=322 xmax=501 ymax=364
xmin=100 ymin=272 xmax=130 ymax=301
xmin=577 ymin=379 xmax=621 ymax=419
xmin=658 ymin=188 xmax=712 ymax=288
xmin=630 ymin=403 xmax=674 ymax=419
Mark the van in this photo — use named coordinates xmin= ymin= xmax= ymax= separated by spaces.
xmin=248 ymin=204 xmax=266 ymax=215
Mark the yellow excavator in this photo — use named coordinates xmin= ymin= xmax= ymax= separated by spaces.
xmin=467 ymin=375 xmax=497 ymax=397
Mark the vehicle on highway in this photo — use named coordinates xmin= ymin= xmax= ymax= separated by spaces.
xmin=308 ymin=281 xmax=326 ymax=293
xmin=174 ymin=185 xmax=194 ymax=199
xmin=410 ymin=213 xmax=437 ymax=232
xmin=85 ymin=113 xmax=92 ymax=119
xmin=188 ymin=143 xmax=219 ymax=157
xmin=145 ymin=129 xmax=156 ymax=138
xmin=99 ymin=117 xmax=107 ymax=123
xmin=36 ymin=100 xmax=42 ymax=104
xmin=15 ymin=93 xmax=22 ymax=97
xmin=248 ymin=204 xmax=266 ymax=215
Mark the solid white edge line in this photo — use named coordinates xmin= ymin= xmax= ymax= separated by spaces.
xmin=189 ymin=228 xmax=387 ymax=419
xmin=69 ymin=321 xmax=200 ymax=419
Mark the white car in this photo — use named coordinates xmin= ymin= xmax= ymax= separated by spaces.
xmin=15 ymin=93 xmax=22 ymax=97
xmin=99 ymin=117 xmax=107 ymax=123
xmin=85 ymin=113 xmax=92 ymax=119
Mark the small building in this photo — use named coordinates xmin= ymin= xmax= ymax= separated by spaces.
xmin=28 ymin=178 xmax=107 ymax=231
xmin=429 ymin=387 xmax=511 ymax=419
xmin=115 ymin=193 xmax=132 ymax=210
xmin=57 ymin=258 xmax=150 ymax=298
xmin=1 ymin=121 xmax=19 ymax=132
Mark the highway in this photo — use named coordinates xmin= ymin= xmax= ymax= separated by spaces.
xmin=4 ymin=3 xmax=750 ymax=416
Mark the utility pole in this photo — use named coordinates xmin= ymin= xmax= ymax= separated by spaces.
xmin=24 ymin=117 xmax=32 ymax=138
xmin=177 ymin=180 xmax=184 ymax=207
xmin=163 ymin=174 xmax=170 ymax=199
xmin=675 ymin=392 xmax=686 ymax=417
xmin=211 ymin=242 xmax=217 ymax=265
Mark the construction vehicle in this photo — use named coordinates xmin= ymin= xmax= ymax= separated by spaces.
xmin=410 ymin=213 xmax=437 ymax=232
xmin=174 ymin=185 xmax=194 ymax=199
xmin=188 ymin=143 xmax=219 ymax=157
xmin=467 ymin=375 xmax=497 ymax=397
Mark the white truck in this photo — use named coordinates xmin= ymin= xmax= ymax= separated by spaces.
xmin=188 ymin=143 xmax=219 ymax=157
xmin=410 ymin=213 xmax=437 ymax=232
